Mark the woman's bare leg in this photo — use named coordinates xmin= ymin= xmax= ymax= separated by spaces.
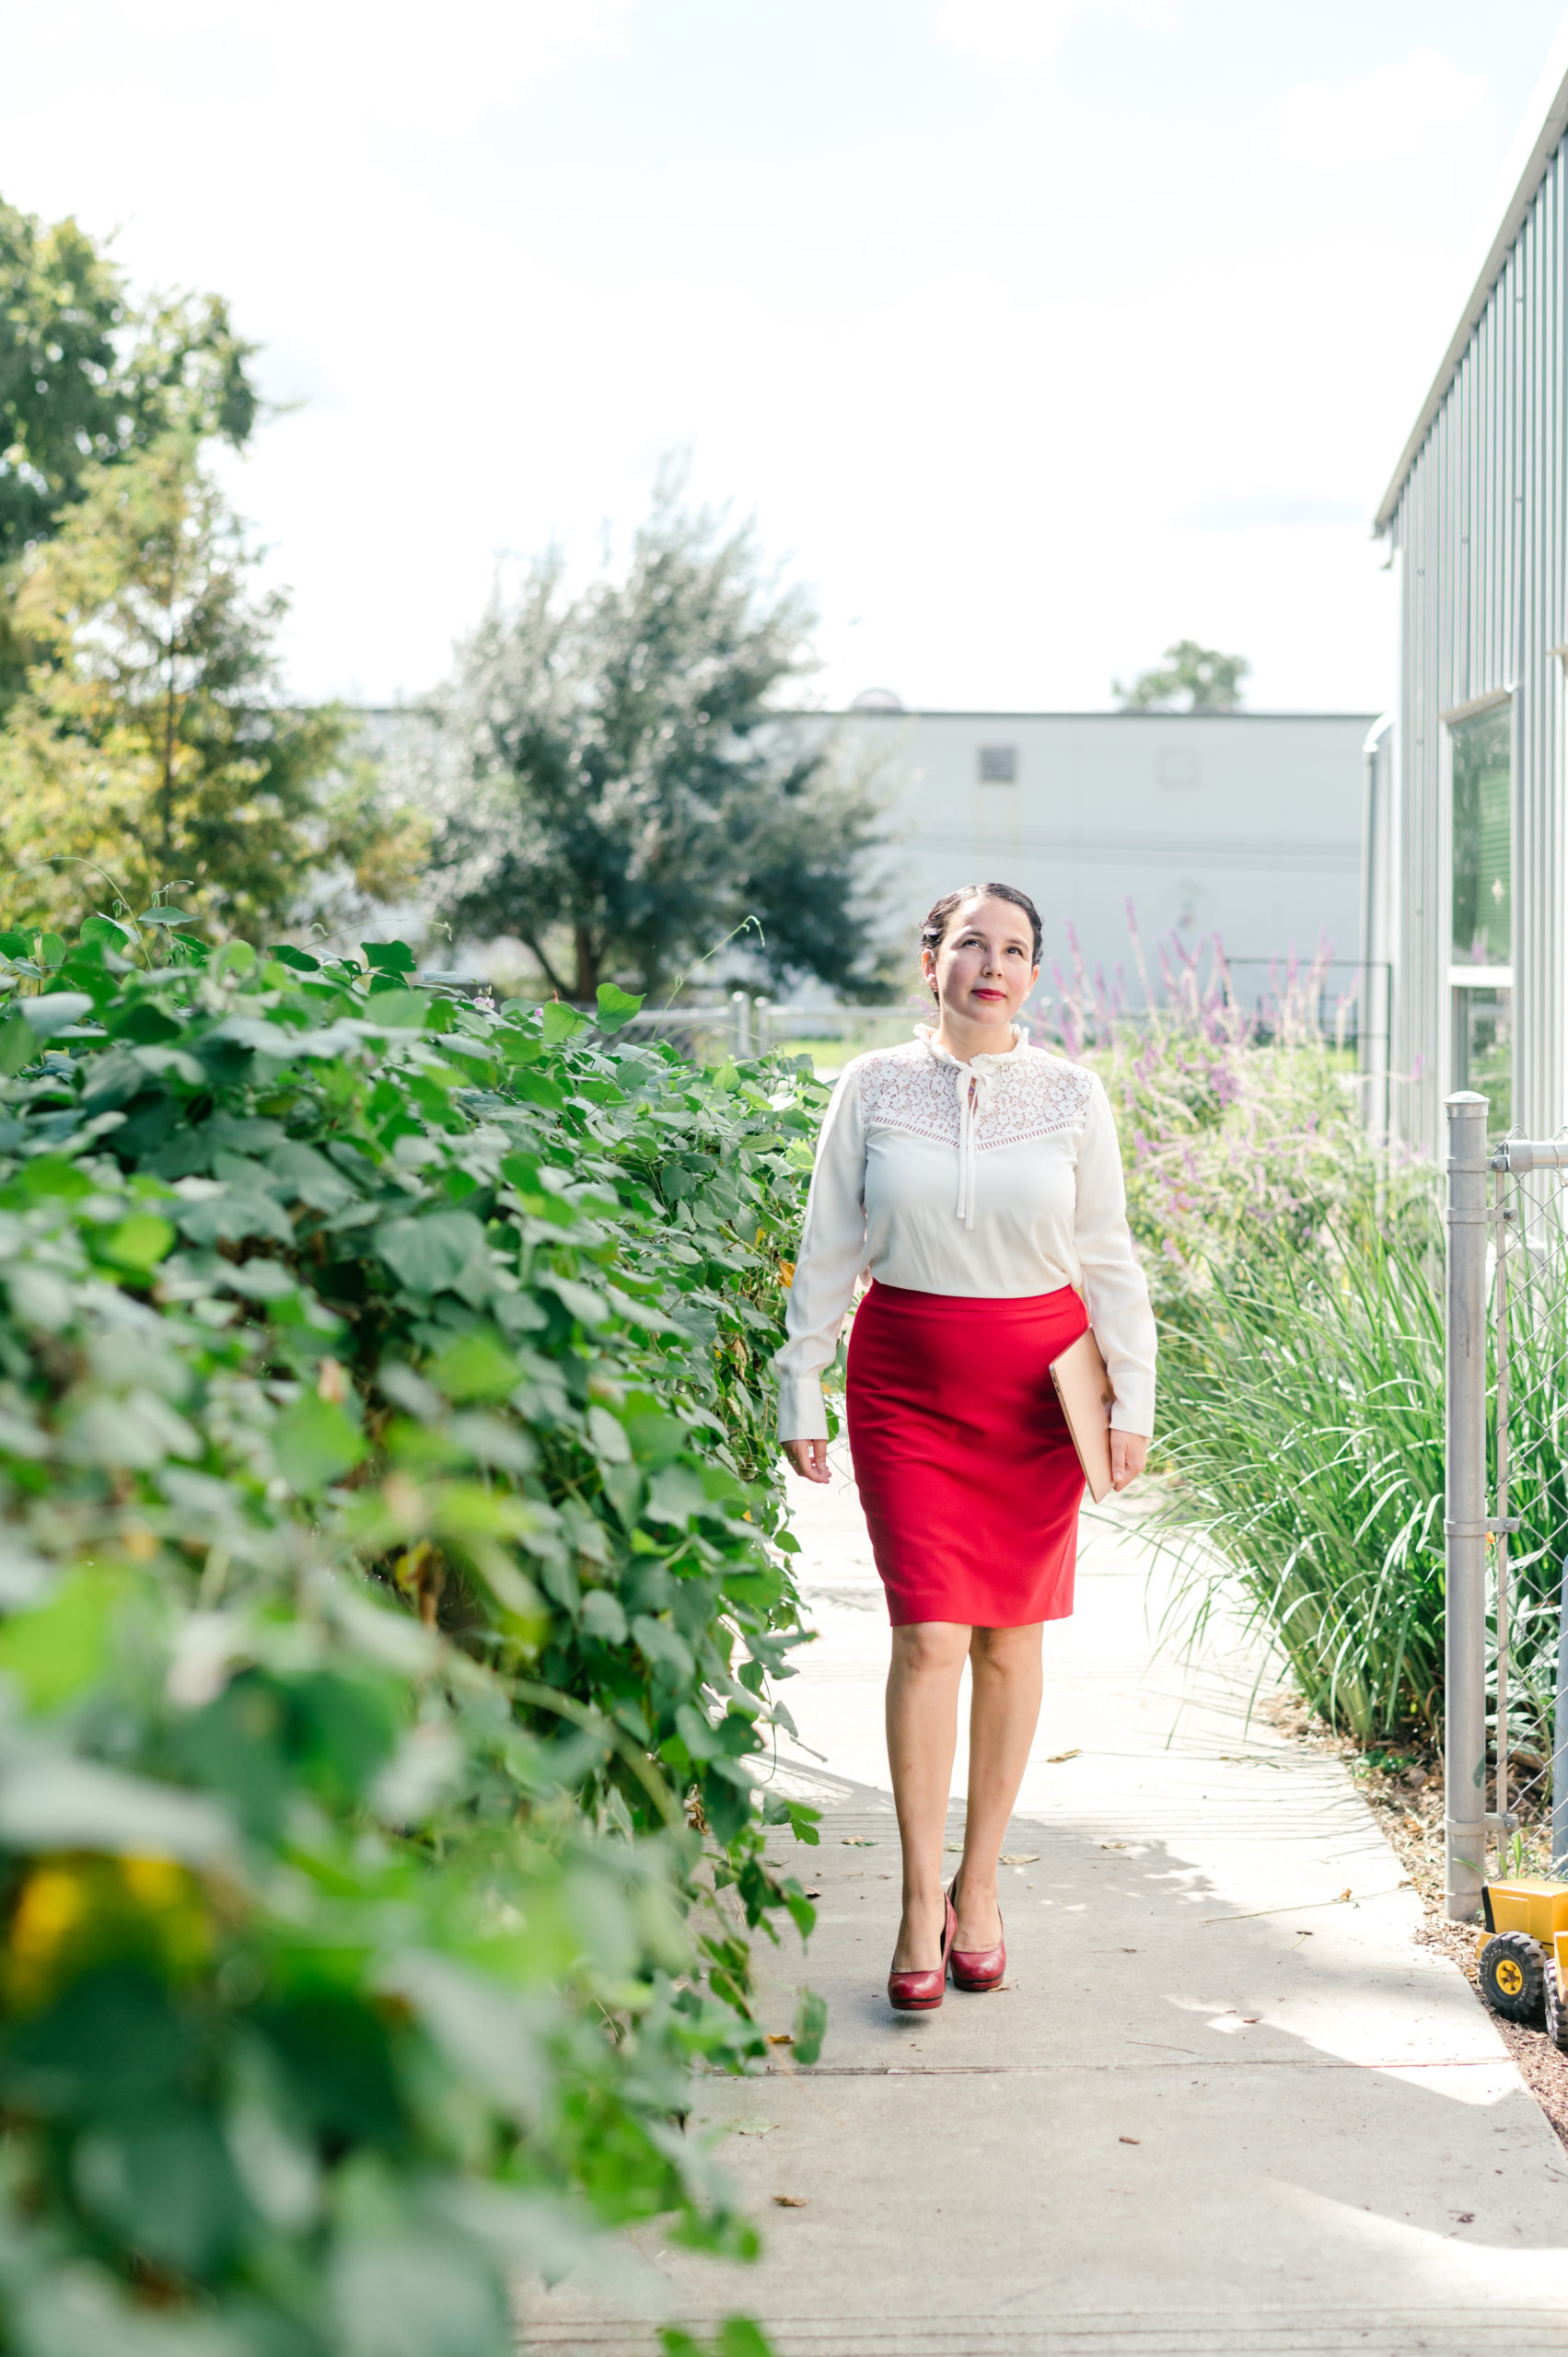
xmin=955 ymin=1622 xmax=1045 ymax=1949
xmin=886 ymin=1620 xmax=970 ymax=1971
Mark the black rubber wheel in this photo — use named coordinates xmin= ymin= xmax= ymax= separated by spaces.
xmin=1480 ymin=1930 xmax=1546 ymax=2023
xmin=1544 ymin=1961 xmax=1568 ymax=2052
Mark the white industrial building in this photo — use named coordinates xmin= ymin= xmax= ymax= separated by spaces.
xmin=349 ymin=698 xmax=1376 ymax=1030
xmin=805 ymin=702 xmax=1376 ymax=1016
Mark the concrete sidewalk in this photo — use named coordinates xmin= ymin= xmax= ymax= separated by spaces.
xmin=528 ymin=1464 xmax=1568 ymax=2356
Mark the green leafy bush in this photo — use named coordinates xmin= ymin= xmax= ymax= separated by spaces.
xmin=0 ymin=915 xmax=825 ymax=2352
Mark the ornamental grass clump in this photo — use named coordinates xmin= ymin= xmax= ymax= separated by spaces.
xmin=1049 ymin=927 xmax=1568 ymax=1747
xmin=1146 ymin=1187 xmax=1449 ymax=1740
xmin=0 ymin=913 xmax=822 ymax=2356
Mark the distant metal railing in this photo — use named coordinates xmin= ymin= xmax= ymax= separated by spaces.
xmin=421 ymin=964 xmax=1391 ymax=1075
xmin=607 ymin=996 xmax=923 ymax=1067
xmin=1222 ymin=956 xmax=1392 ymax=1055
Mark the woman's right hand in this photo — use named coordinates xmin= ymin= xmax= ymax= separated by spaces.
xmin=783 ymin=1437 xmax=830 ymax=1483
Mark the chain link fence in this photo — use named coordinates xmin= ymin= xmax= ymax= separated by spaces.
xmin=424 ymin=969 xmax=1391 ymax=1083
xmin=1445 ymin=1093 xmax=1568 ymax=1918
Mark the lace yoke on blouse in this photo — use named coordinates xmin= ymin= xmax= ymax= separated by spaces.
xmin=857 ymin=1035 xmax=1094 ymax=1150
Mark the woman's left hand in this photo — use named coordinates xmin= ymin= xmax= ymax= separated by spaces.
xmin=1109 ymin=1431 xmax=1149 ymax=1492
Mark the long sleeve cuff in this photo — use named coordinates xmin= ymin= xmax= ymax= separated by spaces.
xmin=1109 ymin=1375 xmax=1156 ymax=1439
xmin=777 ymin=1370 xmax=829 ymax=1443
xmin=1074 ymin=1072 xmax=1157 ymax=1444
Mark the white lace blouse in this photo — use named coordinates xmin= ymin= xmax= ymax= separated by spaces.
xmin=776 ymin=1027 xmax=1156 ymax=1443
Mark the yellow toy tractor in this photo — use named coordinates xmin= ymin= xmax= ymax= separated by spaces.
xmin=1477 ymin=1878 xmax=1568 ymax=2047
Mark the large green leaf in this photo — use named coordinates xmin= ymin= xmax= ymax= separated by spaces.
xmin=0 ymin=1567 xmax=122 ymax=1709
xmin=362 ymin=939 xmax=417 ymax=974
xmin=358 ymin=988 xmax=428 ymax=1029
xmin=595 ymin=982 xmax=645 ymax=1034
xmin=331 ymin=2227 xmax=515 ymax=2357
xmin=540 ymin=1000 xmax=588 ymax=1044
xmin=0 ymin=1010 xmax=35 ymax=1076
xmin=272 ymin=1394 xmax=366 ymax=1492
xmin=94 ymin=1213 xmax=176 ymax=1277
xmin=375 ymin=1211 xmax=487 ymax=1295
xmin=74 ymin=2103 xmax=246 ymax=2274
xmin=175 ymin=1184 xmax=295 ymax=1248
xmin=1 ymin=1966 xmax=196 ymax=2116
xmin=429 ymin=1330 xmax=519 ymax=1403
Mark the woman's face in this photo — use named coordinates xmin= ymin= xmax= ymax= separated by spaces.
xmin=923 ymin=895 xmax=1040 ymax=1027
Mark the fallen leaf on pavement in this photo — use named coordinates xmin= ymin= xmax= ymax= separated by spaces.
xmin=1100 ymin=1840 xmax=1128 ymax=1851
xmin=1119 ymin=2136 xmax=1141 ymax=2145
xmin=1335 ymin=1887 xmax=1352 ymax=1902
xmin=1046 ymin=1749 xmax=1082 ymax=1763
xmin=766 ymin=2033 xmax=794 ymax=2046
xmin=773 ymin=2195 xmax=809 ymax=2208
xmin=842 ymin=1837 xmax=875 ymax=1847
xmin=1000 ymin=1853 xmax=1040 ymax=1864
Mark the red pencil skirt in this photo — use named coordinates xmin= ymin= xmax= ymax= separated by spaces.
xmin=844 ymin=1281 xmax=1090 ymax=1629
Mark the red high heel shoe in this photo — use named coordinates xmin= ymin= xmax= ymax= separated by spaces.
xmin=947 ymin=1875 xmax=1005 ymax=1992
xmin=888 ymin=1887 xmax=957 ymax=2012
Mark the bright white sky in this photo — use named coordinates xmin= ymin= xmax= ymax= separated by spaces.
xmin=1 ymin=1 xmax=1562 ymax=714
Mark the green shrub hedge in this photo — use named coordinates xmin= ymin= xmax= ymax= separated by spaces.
xmin=0 ymin=917 xmax=824 ymax=2354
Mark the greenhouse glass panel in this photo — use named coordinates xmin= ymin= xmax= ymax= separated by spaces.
xmin=1451 ymin=983 xmax=1512 ymax=1138
xmin=1451 ymin=704 xmax=1512 ymax=966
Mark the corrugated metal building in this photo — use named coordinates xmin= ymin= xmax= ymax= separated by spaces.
xmin=798 ymin=704 xmax=1374 ymax=1010
xmin=362 ymin=698 xmax=1375 ymax=1013
xmin=1374 ymin=26 xmax=1568 ymax=1151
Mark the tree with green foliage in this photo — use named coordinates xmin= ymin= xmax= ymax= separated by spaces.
xmin=0 ymin=192 xmax=259 ymax=702
xmin=1113 ymin=638 xmax=1249 ymax=712
xmin=0 ymin=434 xmax=426 ymax=941
xmin=0 ymin=193 xmax=256 ymax=563
xmin=427 ymin=478 xmax=885 ymax=1001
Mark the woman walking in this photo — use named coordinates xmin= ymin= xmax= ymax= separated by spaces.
xmin=777 ymin=885 xmax=1156 ymax=2011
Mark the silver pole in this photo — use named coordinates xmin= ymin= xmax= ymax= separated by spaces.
xmin=730 ymin=991 xmax=750 ymax=1059
xmin=1554 ymin=1559 xmax=1568 ymax=1874
xmin=1445 ymin=1090 xmax=1492 ymax=1922
xmin=1493 ymin=1161 xmax=1510 ymax=1867
xmin=754 ymin=996 xmax=772 ymax=1056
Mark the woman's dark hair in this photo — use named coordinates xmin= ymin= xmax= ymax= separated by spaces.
xmin=920 ymin=883 xmax=1043 ymax=970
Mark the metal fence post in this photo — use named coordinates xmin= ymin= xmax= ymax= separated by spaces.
xmin=1445 ymin=1091 xmax=1493 ymax=1921
xmin=1553 ymin=1558 xmax=1568 ymax=1875
xmin=730 ymin=992 xmax=750 ymax=1059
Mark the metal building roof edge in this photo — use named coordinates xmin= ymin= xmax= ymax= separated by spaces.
xmin=775 ymin=707 xmax=1379 ymax=723
xmin=1375 ymin=20 xmax=1568 ymax=534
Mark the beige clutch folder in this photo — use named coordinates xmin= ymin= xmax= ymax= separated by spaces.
xmin=1049 ymin=1327 xmax=1115 ymax=1504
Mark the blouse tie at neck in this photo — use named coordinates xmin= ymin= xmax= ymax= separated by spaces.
xmin=913 ymin=1028 xmax=1024 ymax=1235
xmin=954 ymin=1062 xmax=1001 ymax=1231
